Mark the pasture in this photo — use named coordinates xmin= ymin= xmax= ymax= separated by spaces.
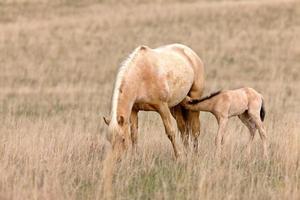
xmin=0 ymin=0 xmax=299 ymax=199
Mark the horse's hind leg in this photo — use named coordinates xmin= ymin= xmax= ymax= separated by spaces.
xmin=158 ymin=102 xmax=180 ymax=158
xmin=186 ymin=111 xmax=200 ymax=152
xmin=238 ymin=112 xmax=256 ymax=157
xmin=248 ymin=110 xmax=268 ymax=158
xmin=186 ymin=85 xmax=203 ymax=152
xmin=171 ymin=105 xmax=189 ymax=150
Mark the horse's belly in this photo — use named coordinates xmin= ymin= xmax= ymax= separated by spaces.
xmin=165 ymin=67 xmax=194 ymax=107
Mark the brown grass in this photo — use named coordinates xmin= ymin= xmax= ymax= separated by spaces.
xmin=0 ymin=0 xmax=299 ymax=199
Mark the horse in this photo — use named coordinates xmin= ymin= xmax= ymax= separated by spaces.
xmin=183 ymin=87 xmax=267 ymax=158
xmin=103 ymin=44 xmax=205 ymax=158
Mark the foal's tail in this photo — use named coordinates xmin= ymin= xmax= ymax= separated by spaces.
xmin=260 ymin=97 xmax=266 ymax=122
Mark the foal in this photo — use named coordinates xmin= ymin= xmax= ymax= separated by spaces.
xmin=183 ymin=87 xmax=267 ymax=158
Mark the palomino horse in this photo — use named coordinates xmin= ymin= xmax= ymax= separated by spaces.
xmin=103 ymin=44 xmax=205 ymax=158
xmin=183 ymin=87 xmax=267 ymax=158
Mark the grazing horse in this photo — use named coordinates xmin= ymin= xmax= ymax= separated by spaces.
xmin=183 ymin=87 xmax=267 ymax=158
xmin=103 ymin=44 xmax=205 ymax=158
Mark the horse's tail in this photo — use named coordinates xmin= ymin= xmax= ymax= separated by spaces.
xmin=260 ymin=97 xmax=266 ymax=122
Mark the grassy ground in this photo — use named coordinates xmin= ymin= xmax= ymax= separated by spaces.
xmin=0 ymin=0 xmax=299 ymax=199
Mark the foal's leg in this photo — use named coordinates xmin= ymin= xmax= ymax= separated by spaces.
xmin=248 ymin=111 xmax=268 ymax=158
xmin=171 ymin=105 xmax=189 ymax=150
xmin=130 ymin=109 xmax=139 ymax=151
xmin=158 ymin=103 xmax=180 ymax=158
xmin=215 ymin=117 xmax=228 ymax=157
xmin=238 ymin=113 xmax=256 ymax=157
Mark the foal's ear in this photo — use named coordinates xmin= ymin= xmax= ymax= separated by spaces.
xmin=103 ymin=116 xmax=110 ymax=126
xmin=182 ymin=96 xmax=192 ymax=105
xmin=185 ymin=96 xmax=192 ymax=102
xmin=117 ymin=115 xmax=124 ymax=126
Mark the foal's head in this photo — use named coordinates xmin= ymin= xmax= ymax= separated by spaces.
xmin=103 ymin=115 xmax=131 ymax=154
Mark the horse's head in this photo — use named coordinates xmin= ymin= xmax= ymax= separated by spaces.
xmin=103 ymin=115 xmax=131 ymax=154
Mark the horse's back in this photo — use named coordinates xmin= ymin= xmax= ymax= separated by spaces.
xmin=154 ymin=44 xmax=203 ymax=68
xmin=133 ymin=44 xmax=205 ymax=107
xmin=152 ymin=44 xmax=201 ymax=106
xmin=156 ymin=44 xmax=205 ymax=98
xmin=242 ymin=87 xmax=263 ymax=107
xmin=133 ymin=44 xmax=191 ymax=107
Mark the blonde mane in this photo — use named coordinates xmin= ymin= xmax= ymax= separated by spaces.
xmin=110 ymin=46 xmax=141 ymax=123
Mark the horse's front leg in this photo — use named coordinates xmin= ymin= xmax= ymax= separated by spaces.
xmin=130 ymin=109 xmax=139 ymax=151
xmin=157 ymin=102 xmax=180 ymax=158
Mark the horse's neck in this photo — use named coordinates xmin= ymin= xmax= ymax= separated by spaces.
xmin=111 ymin=82 xmax=136 ymax=124
xmin=111 ymin=48 xmax=141 ymax=123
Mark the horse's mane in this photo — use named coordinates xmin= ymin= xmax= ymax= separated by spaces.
xmin=110 ymin=46 xmax=142 ymax=121
xmin=189 ymin=90 xmax=222 ymax=104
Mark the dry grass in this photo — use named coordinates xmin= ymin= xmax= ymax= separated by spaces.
xmin=0 ymin=0 xmax=299 ymax=199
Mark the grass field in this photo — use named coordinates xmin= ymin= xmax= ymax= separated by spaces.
xmin=0 ymin=0 xmax=299 ymax=199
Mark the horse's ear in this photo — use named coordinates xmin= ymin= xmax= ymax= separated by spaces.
xmin=117 ymin=115 xmax=124 ymax=126
xmin=103 ymin=116 xmax=110 ymax=126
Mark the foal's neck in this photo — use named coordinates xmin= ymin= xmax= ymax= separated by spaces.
xmin=193 ymin=99 xmax=215 ymax=112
